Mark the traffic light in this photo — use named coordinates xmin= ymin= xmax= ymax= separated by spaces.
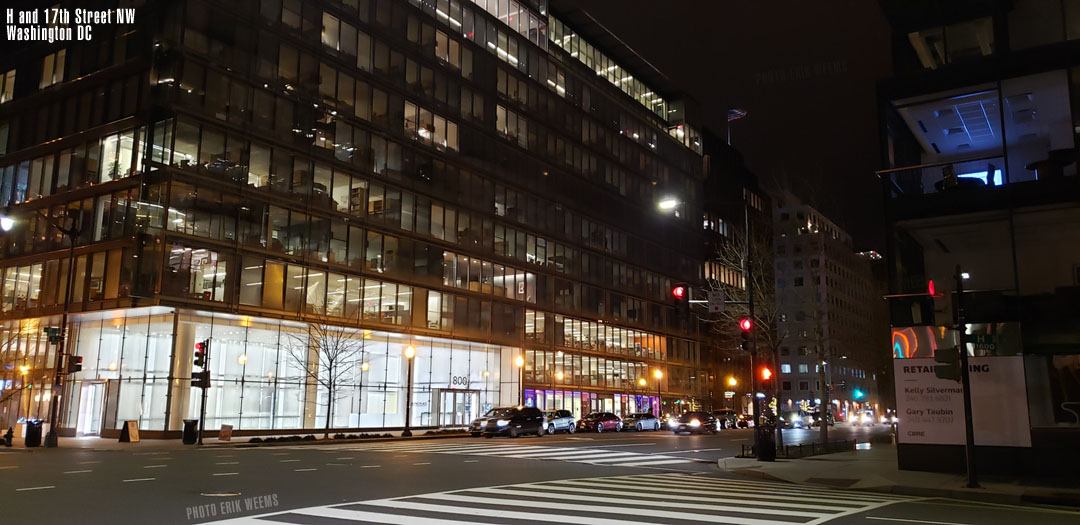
xmin=65 ymin=355 xmax=83 ymax=374
xmin=191 ymin=370 xmax=210 ymax=389
xmin=934 ymin=346 xmax=962 ymax=382
xmin=760 ymin=366 xmax=772 ymax=381
xmin=853 ymin=388 xmax=865 ymax=399
xmin=672 ymin=283 xmax=690 ymax=319
xmin=193 ymin=339 xmax=209 ymax=368
xmin=739 ymin=317 xmax=752 ymax=351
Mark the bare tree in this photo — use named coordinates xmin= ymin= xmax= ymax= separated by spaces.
xmin=283 ymin=313 xmax=365 ymax=438
xmin=0 ymin=328 xmax=30 ymax=408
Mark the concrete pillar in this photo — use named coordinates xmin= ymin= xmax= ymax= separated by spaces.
xmin=167 ymin=318 xmax=195 ymax=431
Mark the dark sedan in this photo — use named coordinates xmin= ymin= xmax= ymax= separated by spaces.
xmin=481 ymin=406 xmax=545 ymax=438
xmin=669 ymin=411 xmax=718 ymax=434
xmin=578 ymin=412 xmax=621 ymax=432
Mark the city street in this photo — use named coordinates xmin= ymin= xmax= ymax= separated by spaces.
xmin=2 ymin=426 xmax=1077 ymax=524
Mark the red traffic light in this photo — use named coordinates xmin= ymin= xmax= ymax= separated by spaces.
xmin=195 ymin=342 xmax=206 ymax=352
xmin=672 ymin=285 xmax=686 ymax=300
xmin=760 ymin=367 xmax=772 ymax=381
xmin=739 ymin=318 xmax=752 ymax=331
xmin=927 ymin=279 xmax=935 ymax=296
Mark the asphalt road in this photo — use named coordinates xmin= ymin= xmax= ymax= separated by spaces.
xmin=1 ymin=426 xmax=1076 ymax=524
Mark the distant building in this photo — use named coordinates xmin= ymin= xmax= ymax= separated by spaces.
xmin=877 ymin=0 xmax=1080 ymax=473
xmin=772 ymin=194 xmax=888 ymax=424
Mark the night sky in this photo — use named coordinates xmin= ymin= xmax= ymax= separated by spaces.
xmin=578 ymin=0 xmax=894 ymax=248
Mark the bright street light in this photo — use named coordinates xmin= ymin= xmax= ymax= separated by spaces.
xmin=638 ymin=377 xmax=647 ymax=386
xmin=404 ymin=345 xmax=416 ymax=359
xmin=0 ymin=215 xmax=13 ymax=232
xmin=555 ymin=371 xmax=564 ymax=381
xmin=657 ymin=197 xmax=679 ymax=211
xmin=961 ymin=272 xmax=971 ymax=280
xmin=727 ymin=376 xmax=737 ymax=387
xmin=514 ymin=355 xmax=525 ymax=368
xmin=653 ymin=369 xmax=663 ymax=380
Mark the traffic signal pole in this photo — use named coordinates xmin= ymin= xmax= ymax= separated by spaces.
xmin=197 ymin=341 xmax=211 ymax=445
xmin=955 ymin=265 xmax=979 ymax=488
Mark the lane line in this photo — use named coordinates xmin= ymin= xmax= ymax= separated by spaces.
xmin=360 ymin=465 xmax=381 ymax=468
xmin=412 ymin=462 xmax=431 ymax=465
xmin=215 ymin=461 xmax=239 ymax=465
xmin=463 ymin=460 xmax=479 ymax=463
xmin=326 ymin=463 xmax=346 ymax=466
xmin=865 ymin=516 xmax=971 ymax=525
xmin=0 ymin=465 xmax=19 ymax=470
xmin=64 ymin=470 xmax=93 ymax=474
xmin=335 ymin=457 xmax=354 ymax=460
xmin=212 ymin=472 xmax=239 ymax=476
xmin=122 ymin=478 xmax=156 ymax=483
xmin=279 ymin=459 xmax=301 ymax=463
xmin=16 ymin=485 xmax=55 ymax=491
xmin=143 ymin=464 xmax=168 ymax=469
xmin=294 ymin=468 xmax=318 ymax=472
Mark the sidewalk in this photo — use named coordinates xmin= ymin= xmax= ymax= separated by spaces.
xmin=1 ymin=430 xmax=468 ymax=451
xmin=718 ymin=443 xmax=1080 ymax=507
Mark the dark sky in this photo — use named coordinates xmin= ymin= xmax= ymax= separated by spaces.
xmin=578 ymin=0 xmax=894 ymax=249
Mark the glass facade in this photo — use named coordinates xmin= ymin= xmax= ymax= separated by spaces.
xmin=0 ymin=0 xmax=709 ymax=437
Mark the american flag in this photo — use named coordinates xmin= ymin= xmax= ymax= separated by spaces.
xmin=727 ymin=108 xmax=748 ymax=122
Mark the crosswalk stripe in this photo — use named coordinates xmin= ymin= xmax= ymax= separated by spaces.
xmin=413 ymin=492 xmax=803 ymax=525
xmin=547 ymin=478 xmax=877 ymax=508
xmin=356 ymin=498 xmax=658 ymax=525
xmin=469 ymin=486 xmax=830 ymax=519
xmin=518 ymin=480 xmax=857 ymax=512
xmin=640 ymin=474 xmax=908 ymax=502
xmin=611 ymin=458 xmax=694 ymax=467
xmin=580 ymin=453 xmax=666 ymax=463
xmin=490 ymin=447 xmax=616 ymax=458
xmin=269 ymin=506 xmax=487 ymax=524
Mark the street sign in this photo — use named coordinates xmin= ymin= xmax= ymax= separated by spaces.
xmin=707 ymin=290 xmax=724 ymax=313
xmin=970 ymin=334 xmax=998 ymax=352
xmin=724 ymin=391 xmax=735 ymax=399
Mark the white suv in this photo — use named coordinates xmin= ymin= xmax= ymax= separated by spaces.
xmin=542 ymin=409 xmax=576 ymax=434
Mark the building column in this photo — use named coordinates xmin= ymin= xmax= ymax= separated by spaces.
xmin=167 ymin=316 xmax=195 ymax=431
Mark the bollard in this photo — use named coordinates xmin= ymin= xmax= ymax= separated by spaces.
xmin=3 ymin=427 xmax=12 ymax=447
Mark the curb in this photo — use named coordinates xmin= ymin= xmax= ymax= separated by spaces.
xmin=202 ymin=432 xmax=473 ymax=448
xmin=717 ymin=462 xmax=1080 ymax=508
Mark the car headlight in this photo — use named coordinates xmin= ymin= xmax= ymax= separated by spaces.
xmin=668 ymin=418 xmax=678 ymax=426
xmin=791 ymin=416 xmax=801 ymax=423
xmin=892 ymin=417 xmax=899 ymax=424
xmin=496 ymin=419 xmax=510 ymax=427
xmin=688 ymin=419 xmax=701 ymax=427
xmin=880 ymin=416 xmax=888 ymax=424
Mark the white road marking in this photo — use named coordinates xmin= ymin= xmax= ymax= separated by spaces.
xmin=122 ymin=478 xmax=156 ymax=482
xmin=212 ymin=472 xmax=239 ymax=476
xmin=64 ymin=470 xmax=93 ymax=474
xmin=335 ymin=457 xmax=354 ymax=460
xmin=215 ymin=461 xmax=239 ymax=465
xmin=865 ymin=517 xmax=971 ymax=525
xmin=16 ymin=485 xmax=55 ymax=491
xmin=412 ymin=462 xmax=431 ymax=465
xmin=143 ymin=464 xmax=167 ymax=469
xmin=0 ymin=465 xmax=20 ymax=470
xmin=294 ymin=468 xmax=318 ymax=472
xmin=279 ymin=459 xmax=300 ymax=462
xmin=360 ymin=465 xmax=381 ymax=468
xmin=463 ymin=460 xmax=479 ymax=463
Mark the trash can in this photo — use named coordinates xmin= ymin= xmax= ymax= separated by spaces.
xmin=182 ymin=419 xmax=199 ymax=445
xmin=756 ymin=421 xmax=777 ymax=461
xmin=24 ymin=419 xmax=43 ymax=447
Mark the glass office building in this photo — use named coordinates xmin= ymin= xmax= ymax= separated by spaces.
xmin=0 ymin=0 xmax=708 ymax=438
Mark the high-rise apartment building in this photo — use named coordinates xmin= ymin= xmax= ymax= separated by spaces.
xmin=0 ymin=0 xmax=708 ymax=438
xmin=772 ymin=194 xmax=887 ymax=423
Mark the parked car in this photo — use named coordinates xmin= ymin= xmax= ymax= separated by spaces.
xmin=622 ymin=412 xmax=660 ymax=431
xmin=470 ymin=408 xmax=499 ymax=436
xmin=712 ymin=409 xmax=739 ymax=429
xmin=669 ymin=411 xmax=718 ymax=434
xmin=542 ymin=409 xmax=576 ymax=434
xmin=579 ymin=412 xmax=622 ymax=432
xmin=481 ymin=406 xmax=545 ymax=438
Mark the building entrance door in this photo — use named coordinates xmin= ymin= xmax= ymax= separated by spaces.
xmin=76 ymin=382 xmax=105 ymax=436
xmin=438 ymin=390 xmax=479 ymax=427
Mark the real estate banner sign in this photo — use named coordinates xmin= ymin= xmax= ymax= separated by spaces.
xmin=894 ymin=356 xmax=1030 ymax=447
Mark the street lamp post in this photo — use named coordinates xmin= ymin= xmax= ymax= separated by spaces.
xmin=514 ymin=355 xmax=525 ymax=406
xmin=401 ymin=345 xmax=416 ymax=437
xmin=652 ymin=369 xmax=663 ymax=417
xmin=6 ymin=211 xmax=79 ymax=448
